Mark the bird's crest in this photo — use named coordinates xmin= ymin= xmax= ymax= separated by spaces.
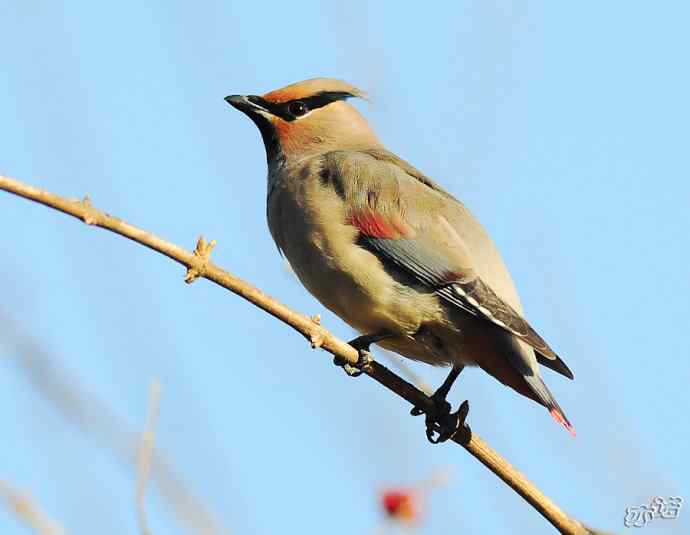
xmin=262 ymin=78 xmax=367 ymax=103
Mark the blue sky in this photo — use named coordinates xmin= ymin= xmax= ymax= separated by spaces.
xmin=1 ymin=2 xmax=688 ymax=534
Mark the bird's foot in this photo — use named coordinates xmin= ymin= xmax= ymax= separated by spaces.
xmin=333 ymin=347 xmax=373 ymax=377
xmin=411 ymin=397 xmax=470 ymax=444
xmin=333 ymin=333 xmax=386 ymax=377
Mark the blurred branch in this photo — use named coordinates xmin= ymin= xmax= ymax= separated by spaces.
xmin=0 ymin=310 xmax=230 ymax=535
xmin=0 ymin=174 xmax=594 ymax=535
xmin=137 ymin=379 xmax=162 ymax=535
xmin=0 ymin=480 xmax=66 ymax=535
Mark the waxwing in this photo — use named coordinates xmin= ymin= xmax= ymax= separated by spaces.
xmin=226 ymin=78 xmax=575 ymax=441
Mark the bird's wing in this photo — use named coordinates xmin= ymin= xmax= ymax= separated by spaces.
xmin=322 ymin=150 xmax=573 ymax=379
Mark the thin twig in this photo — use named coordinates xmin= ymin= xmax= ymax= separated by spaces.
xmin=0 ymin=480 xmax=66 ymax=535
xmin=137 ymin=378 xmax=162 ymax=535
xmin=0 ymin=310 xmax=230 ymax=535
xmin=0 ymin=174 xmax=592 ymax=534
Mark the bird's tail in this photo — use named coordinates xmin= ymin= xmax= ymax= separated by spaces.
xmin=523 ymin=374 xmax=576 ymax=437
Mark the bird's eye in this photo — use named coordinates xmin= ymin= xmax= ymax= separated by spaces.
xmin=287 ymin=101 xmax=308 ymax=117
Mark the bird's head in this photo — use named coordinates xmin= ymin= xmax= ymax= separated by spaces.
xmin=226 ymin=78 xmax=380 ymax=162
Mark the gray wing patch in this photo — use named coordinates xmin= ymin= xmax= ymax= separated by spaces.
xmin=361 ymin=237 xmax=468 ymax=289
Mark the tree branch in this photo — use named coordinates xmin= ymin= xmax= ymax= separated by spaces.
xmin=137 ymin=378 xmax=162 ymax=535
xmin=0 ymin=479 xmax=66 ymax=535
xmin=0 ymin=174 xmax=592 ymax=534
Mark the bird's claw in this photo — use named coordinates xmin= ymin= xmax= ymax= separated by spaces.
xmin=410 ymin=405 xmax=424 ymax=417
xmin=334 ymin=333 xmax=387 ymax=377
xmin=411 ymin=399 xmax=470 ymax=444
xmin=410 ymin=397 xmax=450 ymax=417
xmin=333 ymin=348 xmax=372 ymax=377
xmin=427 ymin=400 xmax=470 ymax=444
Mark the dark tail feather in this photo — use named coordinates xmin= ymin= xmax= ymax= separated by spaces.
xmin=523 ymin=374 xmax=576 ymax=437
xmin=536 ymin=351 xmax=575 ymax=380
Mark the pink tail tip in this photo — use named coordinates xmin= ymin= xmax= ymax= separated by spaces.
xmin=550 ymin=408 xmax=577 ymax=437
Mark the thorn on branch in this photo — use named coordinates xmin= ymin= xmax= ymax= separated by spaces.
xmin=80 ymin=195 xmax=101 ymax=225
xmin=309 ymin=330 xmax=325 ymax=349
xmin=184 ymin=235 xmax=216 ymax=284
xmin=309 ymin=315 xmax=325 ymax=348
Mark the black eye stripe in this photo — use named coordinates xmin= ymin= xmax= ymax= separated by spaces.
xmin=299 ymin=91 xmax=355 ymax=111
xmin=249 ymin=91 xmax=356 ymax=121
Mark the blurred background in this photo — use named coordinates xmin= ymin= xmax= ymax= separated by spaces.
xmin=1 ymin=1 xmax=689 ymax=534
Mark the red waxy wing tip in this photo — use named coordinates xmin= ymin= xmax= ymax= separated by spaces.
xmin=347 ymin=209 xmax=412 ymax=239
xmin=550 ymin=408 xmax=577 ymax=437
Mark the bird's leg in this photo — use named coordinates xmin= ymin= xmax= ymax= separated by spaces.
xmin=411 ymin=365 xmax=470 ymax=443
xmin=411 ymin=365 xmax=464 ymax=416
xmin=334 ymin=331 xmax=392 ymax=377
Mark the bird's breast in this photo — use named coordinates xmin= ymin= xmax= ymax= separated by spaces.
xmin=266 ymin=166 xmax=439 ymax=338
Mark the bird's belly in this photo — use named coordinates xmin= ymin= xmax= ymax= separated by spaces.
xmin=284 ymin=235 xmax=417 ymax=334
xmin=278 ymin=213 xmax=428 ymax=332
xmin=279 ymin=225 xmax=469 ymax=366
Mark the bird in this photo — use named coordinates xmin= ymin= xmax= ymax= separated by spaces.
xmin=225 ymin=78 xmax=575 ymax=441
